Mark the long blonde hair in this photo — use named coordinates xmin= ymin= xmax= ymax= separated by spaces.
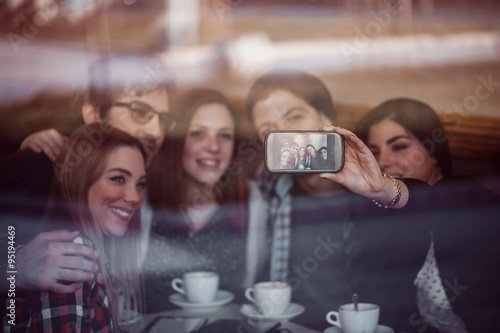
xmin=47 ymin=123 xmax=146 ymax=329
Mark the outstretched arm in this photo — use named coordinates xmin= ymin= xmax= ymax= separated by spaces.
xmin=16 ymin=229 xmax=99 ymax=293
xmin=319 ymin=126 xmax=409 ymax=209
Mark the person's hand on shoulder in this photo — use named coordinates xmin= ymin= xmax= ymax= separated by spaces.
xmin=319 ymin=125 xmax=408 ymax=209
xmin=16 ymin=229 xmax=99 ymax=293
xmin=20 ymin=128 xmax=68 ymax=162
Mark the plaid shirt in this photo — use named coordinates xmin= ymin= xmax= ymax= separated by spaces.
xmin=3 ymin=236 xmax=113 ymax=333
xmin=258 ymin=171 xmax=294 ymax=282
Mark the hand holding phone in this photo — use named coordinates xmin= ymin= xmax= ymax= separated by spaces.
xmin=265 ymin=131 xmax=344 ymax=173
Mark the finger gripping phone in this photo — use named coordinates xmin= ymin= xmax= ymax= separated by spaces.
xmin=265 ymin=131 xmax=344 ymax=173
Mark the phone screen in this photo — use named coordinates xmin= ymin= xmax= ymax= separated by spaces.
xmin=265 ymin=131 xmax=344 ymax=173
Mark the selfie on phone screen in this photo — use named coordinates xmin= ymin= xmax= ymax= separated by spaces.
xmin=265 ymin=131 xmax=344 ymax=173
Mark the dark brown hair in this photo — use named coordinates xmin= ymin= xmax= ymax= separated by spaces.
xmin=246 ymin=68 xmax=337 ymax=129
xmin=355 ymin=98 xmax=452 ymax=178
xmin=73 ymin=55 xmax=176 ymax=120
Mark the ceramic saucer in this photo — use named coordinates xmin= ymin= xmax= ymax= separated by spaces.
xmin=240 ymin=303 xmax=305 ymax=322
xmin=169 ymin=290 xmax=234 ymax=312
xmin=323 ymin=325 xmax=394 ymax=333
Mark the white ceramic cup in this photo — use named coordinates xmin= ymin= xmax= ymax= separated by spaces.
xmin=326 ymin=303 xmax=379 ymax=333
xmin=245 ymin=281 xmax=291 ymax=316
xmin=171 ymin=271 xmax=219 ymax=303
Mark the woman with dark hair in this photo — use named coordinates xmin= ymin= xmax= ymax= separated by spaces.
xmin=355 ymin=98 xmax=452 ymax=185
xmin=144 ymin=88 xmax=249 ymax=313
xmin=318 ymin=146 xmax=329 ymax=169
xmin=4 ymin=123 xmax=147 ymax=332
xmin=354 ymin=97 xmax=499 ymax=202
xmin=355 ymin=97 xmax=500 ymax=332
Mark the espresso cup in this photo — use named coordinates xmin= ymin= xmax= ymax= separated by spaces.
xmin=326 ymin=303 xmax=379 ymax=333
xmin=245 ymin=281 xmax=291 ymax=316
xmin=171 ymin=271 xmax=219 ymax=303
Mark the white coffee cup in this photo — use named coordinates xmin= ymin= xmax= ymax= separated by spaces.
xmin=171 ymin=271 xmax=219 ymax=303
xmin=245 ymin=281 xmax=291 ymax=316
xmin=326 ymin=303 xmax=380 ymax=333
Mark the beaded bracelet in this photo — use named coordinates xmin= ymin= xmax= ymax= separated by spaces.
xmin=372 ymin=172 xmax=402 ymax=208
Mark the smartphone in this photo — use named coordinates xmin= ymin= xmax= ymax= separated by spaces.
xmin=265 ymin=131 xmax=344 ymax=173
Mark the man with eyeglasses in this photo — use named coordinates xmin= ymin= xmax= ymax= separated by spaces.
xmin=289 ymin=143 xmax=299 ymax=169
xmin=0 ymin=55 xmax=175 ymax=296
xmin=17 ymin=59 xmax=174 ymax=168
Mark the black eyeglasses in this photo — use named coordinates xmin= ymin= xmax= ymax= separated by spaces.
xmin=113 ymin=102 xmax=171 ymax=129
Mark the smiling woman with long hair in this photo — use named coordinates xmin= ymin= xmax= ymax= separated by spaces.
xmin=4 ymin=123 xmax=147 ymax=332
xmin=148 ymin=88 xmax=248 ymax=218
xmin=144 ymin=88 xmax=249 ymax=313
